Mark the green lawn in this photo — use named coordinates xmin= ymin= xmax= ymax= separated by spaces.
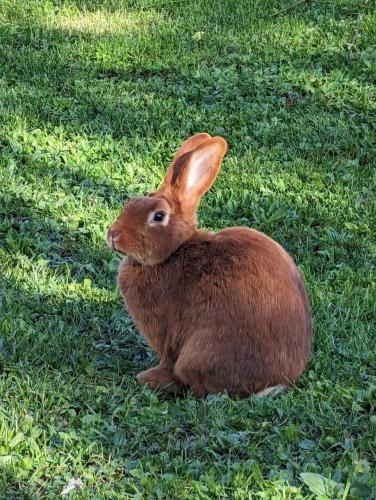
xmin=0 ymin=0 xmax=375 ymax=497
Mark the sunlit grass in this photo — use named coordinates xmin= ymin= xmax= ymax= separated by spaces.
xmin=54 ymin=9 xmax=164 ymax=36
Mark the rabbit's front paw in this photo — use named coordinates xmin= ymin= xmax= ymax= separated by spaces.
xmin=137 ymin=367 xmax=183 ymax=394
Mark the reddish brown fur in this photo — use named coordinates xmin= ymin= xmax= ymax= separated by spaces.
xmin=108 ymin=134 xmax=312 ymax=398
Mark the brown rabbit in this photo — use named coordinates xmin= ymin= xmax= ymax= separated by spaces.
xmin=108 ymin=133 xmax=312 ymax=398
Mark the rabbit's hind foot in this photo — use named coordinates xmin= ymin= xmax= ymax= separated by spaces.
xmin=137 ymin=367 xmax=183 ymax=394
xmin=255 ymin=385 xmax=286 ymax=398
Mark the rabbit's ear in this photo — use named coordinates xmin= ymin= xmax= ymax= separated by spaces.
xmin=163 ymin=133 xmax=211 ymax=186
xmin=170 ymin=136 xmax=227 ymax=207
xmin=173 ymin=133 xmax=212 ymax=161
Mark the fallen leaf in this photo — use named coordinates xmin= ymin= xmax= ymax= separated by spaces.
xmin=193 ymin=31 xmax=205 ymax=41
xmin=285 ymin=92 xmax=294 ymax=106
xmin=61 ymin=478 xmax=84 ymax=496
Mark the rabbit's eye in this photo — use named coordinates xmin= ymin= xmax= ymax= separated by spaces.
xmin=153 ymin=211 xmax=165 ymax=222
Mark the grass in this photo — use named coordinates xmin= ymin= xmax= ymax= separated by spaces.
xmin=0 ymin=0 xmax=375 ymax=497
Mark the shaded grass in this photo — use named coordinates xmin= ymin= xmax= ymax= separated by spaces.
xmin=0 ymin=0 xmax=375 ymax=497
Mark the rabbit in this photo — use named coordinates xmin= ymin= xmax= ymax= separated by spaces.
xmin=107 ymin=133 xmax=312 ymax=398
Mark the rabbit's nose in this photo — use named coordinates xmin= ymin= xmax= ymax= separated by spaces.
xmin=107 ymin=228 xmax=119 ymax=249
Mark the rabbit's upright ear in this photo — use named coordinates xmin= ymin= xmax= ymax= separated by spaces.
xmin=163 ymin=133 xmax=211 ymax=186
xmin=169 ymin=136 xmax=227 ymax=208
xmin=173 ymin=133 xmax=212 ymax=161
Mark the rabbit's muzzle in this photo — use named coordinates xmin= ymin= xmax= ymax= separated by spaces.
xmin=107 ymin=228 xmax=119 ymax=251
